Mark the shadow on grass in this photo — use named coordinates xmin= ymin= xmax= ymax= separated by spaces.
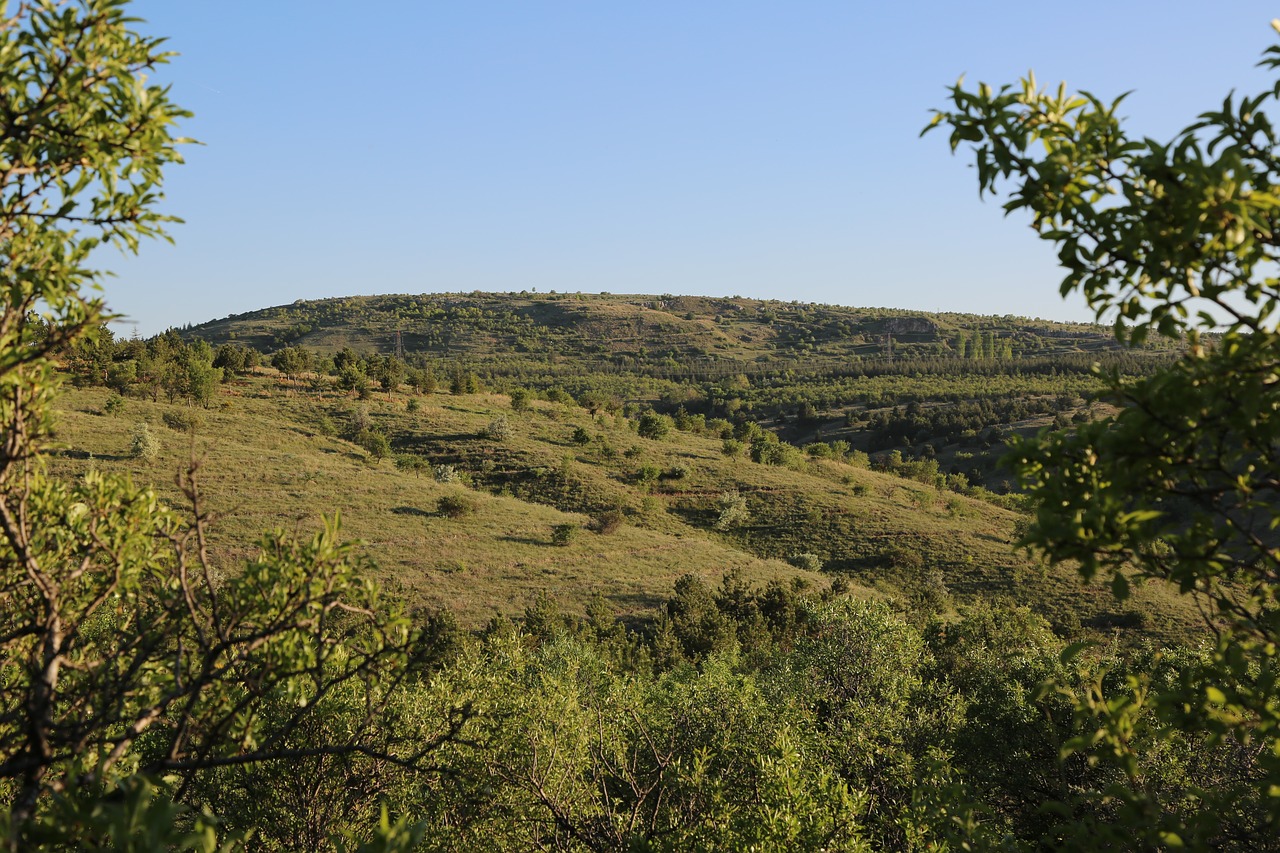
xmin=52 ymin=449 xmax=131 ymax=462
xmin=391 ymin=506 xmax=433 ymax=518
xmin=499 ymin=535 xmax=551 ymax=546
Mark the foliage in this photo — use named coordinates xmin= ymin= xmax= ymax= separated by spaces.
xmin=271 ymin=346 xmax=312 ymax=381
xmin=550 ymin=523 xmax=577 ymax=546
xmin=591 ymin=508 xmax=624 ymax=534
xmin=636 ymin=411 xmax=671 ymax=440
xmin=128 ymin=421 xmax=160 ymax=460
xmin=0 ymin=4 xmax=443 ymax=848
xmin=161 ymin=408 xmax=201 ymax=433
xmin=788 ymin=552 xmax=823 ymax=572
xmin=713 ymin=490 xmax=751 ymax=531
xmin=437 ymin=493 xmax=477 ymax=519
xmin=927 ymin=22 xmax=1280 ymax=846
xmin=482 ymin=415 xmax=512 ymax=442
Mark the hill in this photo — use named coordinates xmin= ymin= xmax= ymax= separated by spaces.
xmin=173 ymin=291 xmax=1177 ymax=492
xmin=49 ymin=374 xmax=1202 ymax=642
xmin=186 ymin=291 xmax=1155 ymax=368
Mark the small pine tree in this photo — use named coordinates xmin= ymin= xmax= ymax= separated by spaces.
xmin=128 ymin=421 xmax=159 ymax=461
xmin=483 ymin=415 xmax=512 ymax=441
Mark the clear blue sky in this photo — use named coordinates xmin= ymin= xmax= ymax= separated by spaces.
xmin=105 ymin=1 xmax=1279 ymax=335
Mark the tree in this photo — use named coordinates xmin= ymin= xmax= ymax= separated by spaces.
xmin=637 ymin=411 xmax=671 ymax=440
xmin=0 ymin=3 xmax=448 ymax=847
xmin=927 ymin=23 xmax=1280 ymax=847
xmin=271 ymin=345 xmax=311 ymax=382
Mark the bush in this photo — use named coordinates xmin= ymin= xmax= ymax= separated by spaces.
xmin=162 ymin=408 xmax=201 ymax=433
xmin=356 ymin=429 xmax=391 ymax=460
xmin=571 ymin=426 xmax=591 ymax=446
xmin=393 ymin=454 xmax=427 ymax=476
xmin=592 ymin=509 xmax=624 ymax=535
xmin=103 ymin=393 xmax=125 ymax=416
xmin=713 ymin=490 xmax=750 ymax=530
xmin=637 ymin=412 xmax=671 ymax=440
xmin=509 ymin=388 xmax=531 ymax=411
xmin=128 ymin=421 xmax=159 ymax=461
xmin=437 ymin=494 xmax=477 ymax=519
xmin=482 ymin=415 xmax=512 ymax=441
xmin=433 ymin=464 xmax=460 ymax=484
xmin=550 ymin=523 xmax=577 ymax=546
xmin=406 ymin=398 xmax=420 ymax=413
xmin=788 ymin=553 xmax=824 ymax=572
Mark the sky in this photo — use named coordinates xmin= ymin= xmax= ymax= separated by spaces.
xmin=100 ymin=1 xmax=1280 ymax=336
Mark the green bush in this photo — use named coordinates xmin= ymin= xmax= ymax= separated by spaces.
xmin=103 ymin=393 xmax=125 ymax=416
xmin=356 ymin=429 xmax=391 ymax=460
xmin=592 ymin=509 xmax=624 ymax=535
xmin=550 ymin=523 xmax=577 ymax=546
xmin=162 ymin=409 xmax=201 ymax=433
xmin=788 ymin=553 xmax=824 ymax=572
xmin=637 ymin=412 xmax=672 ymax=440
xmin=437 ymin=494 xmax=477 ymax=519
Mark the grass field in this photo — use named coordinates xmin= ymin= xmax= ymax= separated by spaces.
xmin=48 ymin=375 xmax=1204 ymax=641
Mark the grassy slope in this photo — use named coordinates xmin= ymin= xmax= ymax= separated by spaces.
xmin=49 ymin=379 xmax=1203 ymax=641
xmin=49 ymin=384 xmax=832 ymax=625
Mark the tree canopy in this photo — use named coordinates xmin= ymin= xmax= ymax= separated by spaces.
xmin=927 ymin=19 xmax=1280 ymax=847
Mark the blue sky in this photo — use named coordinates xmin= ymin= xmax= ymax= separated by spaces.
xmin=106 ymin=1 xmax=1278 ymax=335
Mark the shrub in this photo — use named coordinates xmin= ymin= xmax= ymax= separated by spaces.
xmin=406 ymin=398 xmax=420 ymax=413
xmin=637 ymin=411 xmax=671 ymax=440
xmin=550 ymin=523 xmax=577 ymax=546
xmin=355 ymin=429 xmax=391 ymax=460
xmin=437 ymin=494 xmax=477 ymax=519
xmin=162 ymin=409 xmax=201 ymax=433
xmin=721 ymin=438 xmax=745 ymax=458
xmin=393 ymin=454 xmax=427 ymax=476
xmin=571 ymin=426 xmax=591 ymax=446
xmin=128 ymin=421 xmax=159 ymax=461
xmin=713 ymin=490 xmax=750 ymax=530
xmin=509 ymin=388 xmax=531 ymax=411
xmin=103 ymin=393 xmax=125 ymax=416
xmin=544 ymin=388 xmax=574 ymax=405
xmin=788 ymin=553 xmax=824 ymax=572
xmin=592 ymin=509 xmax=624 ymax=535
xmin=666 ymin=462 xmax=691 ymax=480
xmin=433 ymin=464 xmax=459 ymax=484
xmin=482 ymin=415 xmax=512 ymax=441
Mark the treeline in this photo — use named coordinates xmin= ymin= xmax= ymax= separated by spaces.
xmin=167 ymin=574 xmax=1262 ymax=849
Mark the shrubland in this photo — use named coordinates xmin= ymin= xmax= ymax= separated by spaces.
xmin=4 ymin=1 xmax=1280 ymax=849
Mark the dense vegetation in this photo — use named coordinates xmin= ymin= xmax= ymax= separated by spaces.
xmin=3 ymin=2 xmax=1279 ymax=850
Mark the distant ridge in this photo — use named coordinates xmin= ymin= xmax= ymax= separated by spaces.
xmin=183 ymin=291 xmax=1143 ymax=367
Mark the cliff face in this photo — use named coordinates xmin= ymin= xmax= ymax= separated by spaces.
xmin=868 ymin=316 xmax=939 ymax=337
